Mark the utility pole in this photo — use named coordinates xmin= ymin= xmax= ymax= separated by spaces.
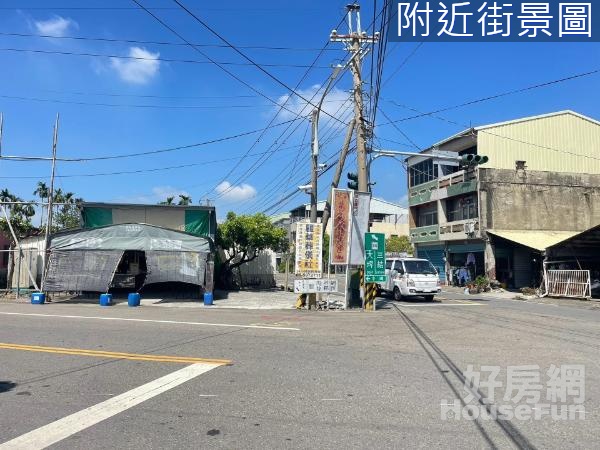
xmin=331 ymin=3 xmax=379 ymax=192
xmin=43 ymin=113 xmax=59 ymax=283
xmin=0 ymin=112 xmax=3 ymax=158
xmin=310 ymin=109 xmax=319 ymax=223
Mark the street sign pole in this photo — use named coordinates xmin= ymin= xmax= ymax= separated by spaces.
xmin=364 ymin=232 xmax=386 ymax=311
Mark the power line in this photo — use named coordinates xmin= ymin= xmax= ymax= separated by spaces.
xmin=167 ymin=0 xmax=345 ymax=125
xmin=0 ymin=144 xmax=304 ymax=179
xmin=0 ymin=46 xmax=333 ymax=69
xmin=129 ymin=0 xmax=311 ymax=120
xmin=381 ymin=42 xmax=424 ymax=88
xmin=381 ymin=101 xmax=600 ymax=163
xmin=377 ymin=106 xmax=421 ymax=150
xmin=0 ymin=92 xmax=343 ymax=111
xmin=379 ymin=68 xmax=600 ymax=127
xmin=244 ymin=105 xmax=355 ymax=213
xmin=0 ymin=31 xmax=342 ymax=53
xmin=0 ymin=93 xmax=291 ymax=110
xmin=1 ymin=117 xmax=301 ymax=162
xmin=197 ymin=17 xmax=349 ymax=200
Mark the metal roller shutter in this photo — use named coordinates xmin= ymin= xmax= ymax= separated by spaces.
xmin=416 ymin=246 xmax=445 ymax=282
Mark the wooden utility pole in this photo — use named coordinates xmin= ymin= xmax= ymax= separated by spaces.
xmin=310 ymin=109 xmax=319 ymax=223
xmin=350 ymin=39 xmax=369 ymax=192
xmin=330 ymin=3 xmax=379 ymax=193
xmin=0 ymin=112 xmax=3 ymax=158
xmin=43 ymin=113 xmax=59 ymax=282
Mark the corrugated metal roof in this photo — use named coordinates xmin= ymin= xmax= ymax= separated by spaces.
xmin=487 ymin=230 xmax=579 ymax=251
xmin=476 ymin=110 xmax=600 ymax=130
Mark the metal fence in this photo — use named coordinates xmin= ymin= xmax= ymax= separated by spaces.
xmin=545 ymin=270 xmax=591 ymax=299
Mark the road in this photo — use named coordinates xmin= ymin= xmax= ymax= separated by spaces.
xmin=0 ymin=293 xmax=598 ymax=449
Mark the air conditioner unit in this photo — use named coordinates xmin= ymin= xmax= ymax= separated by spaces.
xmin=465 ymin=222 xmax=475 ymax=235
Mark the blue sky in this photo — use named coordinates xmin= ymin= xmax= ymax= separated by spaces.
xmin=0 ymin=0 xmax=598 ymax=219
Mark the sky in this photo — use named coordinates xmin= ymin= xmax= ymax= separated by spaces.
xmin=0 ymin=0 xmax=598 ymax=220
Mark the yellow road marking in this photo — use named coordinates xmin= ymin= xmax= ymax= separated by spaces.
xmin=0 ymin=343 xmax=231 ymax=366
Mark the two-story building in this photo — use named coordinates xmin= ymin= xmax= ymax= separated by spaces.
xmin=407 ymin=111 xmax=600 ymax=288
xmin=289 ymin=197 xmax=409 ymax=240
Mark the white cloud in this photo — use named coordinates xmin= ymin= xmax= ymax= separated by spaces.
xmin=216 ymin=181 xmax=257 ymax=202
xmin=274 ymin=84 xmax=351 ymax=129
xmin=34 ymin=15 xmax=78 ymax=37
xmin=110 ymin=47 xmax=160 ymax=84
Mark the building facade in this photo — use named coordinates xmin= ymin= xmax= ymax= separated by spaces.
xmin=407 ymin=111 xmax=600 ymax=288
xmin=289 ymin=197 xmax=409 ymax=240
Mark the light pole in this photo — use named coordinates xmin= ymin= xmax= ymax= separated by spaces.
xmin=310 ymin=64 xmax=343 ymax=223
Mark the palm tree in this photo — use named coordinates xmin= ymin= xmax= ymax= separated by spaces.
xmin=33 ymin=181 xmax=49 ymax=228
xmin=178 ymin=195 xmax=192 ymax=206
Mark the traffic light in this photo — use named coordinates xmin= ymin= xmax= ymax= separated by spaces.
xmin=460 ymin=154 xmax=489 ymax=167
xmin=347 ymin=172 xmax=358 ymax=190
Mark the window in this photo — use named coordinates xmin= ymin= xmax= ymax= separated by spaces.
xmin=409 ymin=159 xmax=438 ymax=187
xmin=393 ymin=261 xmax=403 ymax=271
xmin=439 ymin=164 xmax=460 ymax=176
xmin=416 ymin=203 xmax=438 ymax=227
xmin=447 ymin=195 xmax=478 ymax=222
xmin=403 ymin=260 xmax=437 ymax=275
xmin=385 ymin=260 xmax=393 ymax=270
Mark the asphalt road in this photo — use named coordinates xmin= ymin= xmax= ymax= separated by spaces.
xmin=0 ymin=293 xmax=598 ymax=449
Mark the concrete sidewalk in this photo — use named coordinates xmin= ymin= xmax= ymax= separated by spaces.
xmin=151 ymin=289 xmax=297 ymax=309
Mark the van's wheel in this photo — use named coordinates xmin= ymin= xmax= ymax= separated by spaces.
xmin=424 ymin=295 xmax=434 ymax=302
xmin=393 ymin=287 xmax=402 ymax=301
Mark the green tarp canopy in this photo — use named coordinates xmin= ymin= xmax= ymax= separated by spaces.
xmin=50 ymin=223 xmax=213 ymax=253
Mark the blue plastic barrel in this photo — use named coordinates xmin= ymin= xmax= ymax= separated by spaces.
xmin=203 ymin=292 xmax=214 ymax=306
xmin=99 ymin=293 xmax=112 ymax=307
xmin=31 ymin=292 xmax=45 ymax=305
xmin=128 ymin=293 xmax=141 ymax=307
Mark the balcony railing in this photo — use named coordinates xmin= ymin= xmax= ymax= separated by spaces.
xmin=409 ymin=225 xmax=439 ymax=243
xmin=409 ymin=169 xmax=478 ymax=206
xmin=439 ymin=219 xmax=480 ymax=240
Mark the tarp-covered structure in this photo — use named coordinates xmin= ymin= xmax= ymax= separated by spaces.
xmin=43 ymin=223 xmax=213 ymax=293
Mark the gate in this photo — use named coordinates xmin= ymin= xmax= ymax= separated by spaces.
xmin=544 ymin=270 xmax=591 ymax=299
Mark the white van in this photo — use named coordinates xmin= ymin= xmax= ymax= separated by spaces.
xmin=380 ymin=257 xmax=441 ymax=301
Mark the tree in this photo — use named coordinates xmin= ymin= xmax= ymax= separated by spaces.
xmin=178 ymin=195 xmax=192 ymax=206
xmin=386 ymin=235 xmax=413 ymax=254
xmin=51 ymin=189 xmax=81 ymax=231
xmin=33 ymin=181 xmax=49 ymax=228
xmin=159 ymin=196 xmax=175 ymax=205
xmin=0 ymin=189 xmax=35 ymax=288
xmin=216 ymin=212 xmax=287 ymax=288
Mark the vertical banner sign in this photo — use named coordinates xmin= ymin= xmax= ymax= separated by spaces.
xmin=294 ymin=222 xmax=323 ymax=278
xmin=330 ymin=189 xmax=351 ymax=265
xmin=364 ymin=233 xmax=387 ymax=283
xmin=349 ymin=192 xmax=371 ymax=265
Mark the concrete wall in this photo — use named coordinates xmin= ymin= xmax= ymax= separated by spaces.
xmin=479 ymin=168 xmax=600 ymax=232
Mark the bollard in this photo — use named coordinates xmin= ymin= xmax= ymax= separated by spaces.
xmin=31 ymin=292 xmax=46 ymax=305
xmin=99 ymin=293 xmax=112 ymax=307
xmin=127 ymin=293 xmax=141 ymax=307
xmin=295 ymin=294 xmax=305 ymax=309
